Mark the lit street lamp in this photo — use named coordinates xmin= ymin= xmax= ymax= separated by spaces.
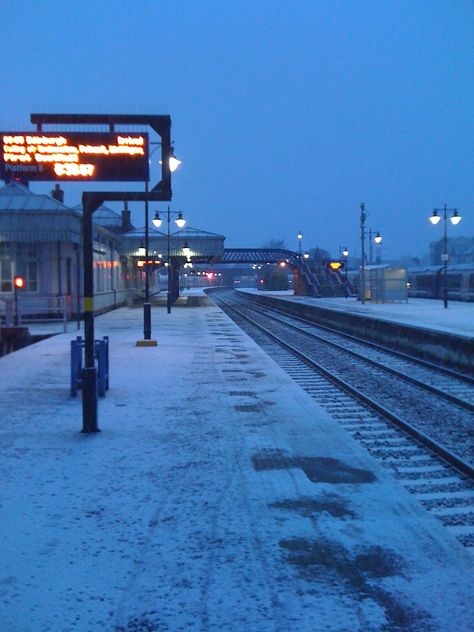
xmin=297 ymin=230 xmax=303 ymax=256
xmin=359 ymin=203 xmax=384 ymax=303
xmin=340 ymin=246 xmax=349 ymax=287
xmin=294 ymin=231 xmax=311 ymax=294
xmin=429 ymin=204 xmax=462 ymax=308
xmin=159 ymin=148 xmax=182 ymax=173
xmin=366 ymin=231 xmax=382 ymax=301
xmin=142 ymin=143 xmax=181 ymax=340
xmin=152 ymin=206 xmax=187 ymax=313
xmin=182 ymin=241 xmax=191 ymax=257
xmin=368 ymin=230 xmax=382 ymax=266
xmin=360 ymin=203 xmax=367 ymax=304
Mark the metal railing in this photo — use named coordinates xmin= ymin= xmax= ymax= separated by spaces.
xmin=0 ymin=295 xmax=68 ymax=332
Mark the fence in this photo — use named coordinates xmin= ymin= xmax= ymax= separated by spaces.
xmin=0 ymin=295 xmax=68 ymax=332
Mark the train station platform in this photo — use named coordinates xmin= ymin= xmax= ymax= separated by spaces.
xmin=1 ymin=295 xmax=473 ymax=631
xmin=239 ymin=289 xmax=474 ymax=373
xmin=239 ymin=289 xmax=474 ymax=338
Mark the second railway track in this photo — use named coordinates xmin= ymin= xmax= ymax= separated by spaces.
xmin=211 ymin=289 xmax=474 ymax=550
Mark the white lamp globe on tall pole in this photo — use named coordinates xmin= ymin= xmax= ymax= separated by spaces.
xmin=152 ymin=207 xmax=187 ymax=313
xmin=428 ymin=204 xmax=462 ymax=308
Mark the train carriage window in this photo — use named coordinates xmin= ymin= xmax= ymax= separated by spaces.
xmin=469 ymin=274 xmax=474 ymax=290
xmin=447 ymin=274 xmax=462 ymax=289
xmin=416 ymin=275 xmax=434 ymax=289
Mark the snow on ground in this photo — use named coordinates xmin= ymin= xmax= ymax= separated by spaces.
xmin=239 ymin=289 xmax=474 ymax=338
xmin=1 ymin=302 xmax=473 ymax=631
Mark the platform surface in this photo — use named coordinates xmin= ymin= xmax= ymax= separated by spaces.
xmin=239 ymin=289 xmax=474 ymax=338
xmin=1 ymin=301 xmax=473 ymax=631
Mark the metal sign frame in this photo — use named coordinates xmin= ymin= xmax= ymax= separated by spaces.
xmin=1 ymin=131 xmax=149 ymax=182
xmin=29 ymin=114 xmax=174 ymax=433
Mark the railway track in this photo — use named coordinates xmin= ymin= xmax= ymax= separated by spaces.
xmin=211 ymin=290 xmax=474 ymax=550
xmin=237 ymin=294 xmax=474 ymax=410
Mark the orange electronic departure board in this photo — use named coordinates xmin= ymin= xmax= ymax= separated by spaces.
xmin=1 ymin=132 xmax=149 ymax=181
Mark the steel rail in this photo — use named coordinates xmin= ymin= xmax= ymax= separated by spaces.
xmin=215 ymin=291 xmax=474 ymax=481
xmin=237 ymin=292 xmax=474 ymax=385
xmin=232 ymin=293 xmax=474 ymax=413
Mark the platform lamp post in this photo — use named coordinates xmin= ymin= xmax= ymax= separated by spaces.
xmin=367 ymin=230 xmax=382 ymax=301
xmin=142 ymin=179 xmax=153 ymax=341
xmin=368 ymin=229 xmax=383 ymax=266
xmin=142 ymin=144 xmax=182 ymax=342
xmin=340 ymin=246 xmax=349 ymax=284
xmin=152 ymin=206 xmax=186 ymax=313
xmin=360 ymin=203 xmax=367 ymax=304
xmin=297 ymin=231 xmax=303 ymax=256
xmin=429 ymin=204 xmax=461 ymax=309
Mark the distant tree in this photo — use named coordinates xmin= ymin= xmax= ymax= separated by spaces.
xmin=308 ymin=247 xmax=331 ymax=264
xmin=261 ymin=265 xmax=289 ymax=291
xmin=261 ymin=238 xmax=288 ymax=250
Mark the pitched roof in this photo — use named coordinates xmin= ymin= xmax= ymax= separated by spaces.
xmin=0 ymin=182 xmax=75 ymax=213
xmin=121 ymin=225 xmax=166 ymax=238
xmin=73 ymin=202 xmax=124 ymax=228
xmin=121 ymin=225 xmax=225 ymax=239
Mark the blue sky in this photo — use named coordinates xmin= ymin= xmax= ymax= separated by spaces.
xmin=1 ymin=0 xmax=473 ymax=260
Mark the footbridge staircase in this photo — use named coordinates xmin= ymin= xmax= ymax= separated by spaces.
xmin=217 ymin=249 xmax=351 ymax=297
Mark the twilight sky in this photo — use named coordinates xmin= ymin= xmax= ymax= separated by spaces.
xmin=1 ymin=0 xmax=473 ymax=261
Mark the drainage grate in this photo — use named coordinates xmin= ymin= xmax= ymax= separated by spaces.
xmin=234 ymin=404 xmax=262 ymax=412
xmin=229 ymin=391 xmax=256 ymax=396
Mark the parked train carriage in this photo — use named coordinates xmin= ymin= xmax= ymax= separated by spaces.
xmin=407 ymin=266 xmax=443 ymax=299
xmin=408 ymin=264 xmax=474 ymax=301
xmin=349 ymin=265 xmax=474 ymax=302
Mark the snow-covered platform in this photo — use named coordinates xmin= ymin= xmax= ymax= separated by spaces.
xmin=239 ymin=289 xmax=474 ymax=338
xmin=238 ymin=289 xmax=474 ymax=372
xmin=1 ymin=300 xmax=473 ymax=631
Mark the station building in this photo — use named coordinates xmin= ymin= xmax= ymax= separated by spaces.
xmin=0 ymin=182 xmax=225 ymax=323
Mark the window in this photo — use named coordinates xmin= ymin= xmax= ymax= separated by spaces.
xmin=0 ymin=243 xmax=38 ymax=292
xmin=1 ymin=259 xmax=12 ymax=291
xmin=447 ymin=274 xmax=462 ymax=289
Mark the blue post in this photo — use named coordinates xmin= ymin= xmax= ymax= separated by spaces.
xmin=95 ymin=336 xmax=110 ymax=397
xmin=96 ymin=339 xmax=106 ymax=397
xmin=71 ymin=339 xmax=77 ymax=396
xmin=71 ymin=335 xmax=109 ymax=398
xmin=104 ymin=336 xmax=109 ymax=390
xmin=70 ymin=336 xmax=84 ymax=396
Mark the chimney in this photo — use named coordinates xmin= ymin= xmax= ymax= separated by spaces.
xmin=12 ymin=176 xmax=29 ymax=188
xmin=121 ymin=201 xmax=133 ymax=232
xmin=51 ymin=184 xmax=64 ymax=203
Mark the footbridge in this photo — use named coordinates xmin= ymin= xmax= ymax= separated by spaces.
xmin=218 ymin=248 xmax=299 ymax=265
xmin=213 ymin=248 xmax=351 ymax=298
xmin=121 ymin=226 xmax=351 ymax=303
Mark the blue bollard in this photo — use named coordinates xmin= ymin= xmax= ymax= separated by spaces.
xmin=70 ymin=336 xmax=84 ymax=396
xmin=71 ymin=335 xmax=109 ymax=397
